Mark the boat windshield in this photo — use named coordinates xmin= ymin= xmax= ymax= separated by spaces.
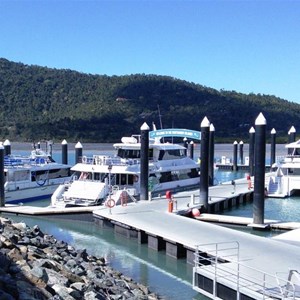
xmin=117 ymin=149 xmax=140 ymax=159
xmin=117 ymin=149 xmax=154 ymax=160
xmin=292 ymin=148 xmax=300 ymax=156
xmin=158 ymin=149 xmax=185 ymax=160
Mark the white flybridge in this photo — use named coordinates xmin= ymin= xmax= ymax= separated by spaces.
xmin=51 ymin=126 xmax=201 ymax=207
xmin=267 ymin=139 xmax=300 ymax=197
xmin=4 ymin=148 xmax=72 ymax=204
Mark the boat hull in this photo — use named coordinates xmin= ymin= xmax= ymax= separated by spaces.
xmin=5 ymin=183 xmax=64 ymax=204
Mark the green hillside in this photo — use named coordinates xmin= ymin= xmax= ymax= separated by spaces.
xmin=0 ymin=57 xmax=299 ymax=143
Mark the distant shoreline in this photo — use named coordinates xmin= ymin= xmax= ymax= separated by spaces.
xmin=6 ymin=142 xmax=287 ymax=158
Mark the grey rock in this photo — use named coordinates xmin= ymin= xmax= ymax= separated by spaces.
xmin=66 ymin=258 xmax=77 ymax=269
xmin=0 ymin=252 xmax=11 ymax=272
xmin=84 ymin=290 xmax=106 ymax=300
xmin=0 ymin=290 xmax=15 ymax=300
xmin=71 ymin=265 xmax=86 ymax=276
xmin=7 ymin=247 xmax=24 ymax=262
xmin=0 ymin=217 xmax=160 ymax=300
xmin=70 ymin=281 xmax=85 ymax=292
xmin=12 ymin=222 xmax=27 ymax=230
xmin=30 ymin=266 xmax=48 ymax=282
xmin=51 ymin=284 xmax=76 ymax=300
xmin=69 ymin=288 xmax=82 ymax=299
xmin=44 ymin=268 xmax=69 ymax=286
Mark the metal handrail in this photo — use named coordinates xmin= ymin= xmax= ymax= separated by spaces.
xmin=194 ymin=241 xmax=296 ymax=299
xmin=80 ymin=155 xmax=142 ymax=167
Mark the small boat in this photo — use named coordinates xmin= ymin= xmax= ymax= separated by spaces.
xmin=51 ymin=127 xmax=200 ymax=207
xmin=4 ymin=148 xmax=72 ymax=204
xmin=266 ymin=139 xmax=300 ymax=197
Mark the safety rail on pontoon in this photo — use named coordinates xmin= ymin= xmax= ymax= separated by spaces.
xmin=193 ymin=241 xmax=298 ymax=300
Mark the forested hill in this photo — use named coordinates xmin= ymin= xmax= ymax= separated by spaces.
xmin=0 ymin=57 xmax=299 ymax=143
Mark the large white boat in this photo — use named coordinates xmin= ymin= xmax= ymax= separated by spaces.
xmin=51 ymin=129 xmax=201 ymax=207
xmin=4 ymin=148 xmax=72 ymax=204
xmin=266 ymin=139 xmax=300 ymax=198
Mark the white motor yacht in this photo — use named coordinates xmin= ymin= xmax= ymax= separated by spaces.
xmin=267 ymin=139 xmax=300 ymax=197
xmin=4 ymin=148 xmax=72 ymax=204
xmin=51 ymin=128 xmax=200 ymax=207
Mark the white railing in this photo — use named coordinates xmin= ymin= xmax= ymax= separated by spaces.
xmin=193 ymin=241 xmax=297 ymax=299
xmin=80 ymin=155 xmax=141 ymax=167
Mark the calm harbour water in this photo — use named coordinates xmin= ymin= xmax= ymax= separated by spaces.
xmin=3 ymin=143 xmax=299 ymax=299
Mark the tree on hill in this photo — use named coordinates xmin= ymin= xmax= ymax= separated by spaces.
xmin=0 ymin=57 xmax=299 ymax=143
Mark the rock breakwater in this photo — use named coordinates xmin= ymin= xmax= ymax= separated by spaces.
xmin=0 ymin=217 xmax=160 ymax=299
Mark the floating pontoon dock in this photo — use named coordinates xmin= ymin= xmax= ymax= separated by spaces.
xmin=91 ymin=178 xmax=300 ymax=299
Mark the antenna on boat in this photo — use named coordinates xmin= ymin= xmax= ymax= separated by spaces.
xmin=157 ymin=104 xmax=163 ymax=130
xmin=157 ymin=104 xmax=164 ymax=142
xmin=152 ymin=122 xmax=161 ymax=144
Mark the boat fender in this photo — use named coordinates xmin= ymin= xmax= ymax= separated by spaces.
xmin=82 ymin=156 xmax=87 ymax=163
xmin=106 ymin=198 xmax=115 ymax=208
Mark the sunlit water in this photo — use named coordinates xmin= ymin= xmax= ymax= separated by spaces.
xmin=3 ymin=143 xmax=297 ymax=299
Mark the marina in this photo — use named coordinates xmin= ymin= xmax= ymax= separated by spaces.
xmin=2 ymin=5 xmax=300 ymax=298
xmin=0 ymin=140 xmax=299 ymax=299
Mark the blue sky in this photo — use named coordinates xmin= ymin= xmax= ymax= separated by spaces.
xmin=1 ymin=0 xmax=300 ymax=103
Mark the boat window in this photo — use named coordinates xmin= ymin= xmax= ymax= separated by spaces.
xmin=148 ymin=149 xmax=153 ymax=160
xmin=294 ymin=149 xmax=300 ymax=156
xmin=115 ymin=174 xmax=134 ymax=185
xmin=158 ymin=168 xmax=200 ymax=183
xmin=188 ymin=168 xmax=200 ymax=178
xmin=120 ymin=174 xmax=127 ymax=185
xmin=158 ymin=149 xmax=185 ymax=160
xmin=128 ymin=175 xmax=134 ymax=185
xmin=117 ymin=148 xmax=153 ymax=160
xmin=292 ymin=169 xmax=300 ymax=175
xmin=159 ymin=171 xmax=172 ymax=183
xmin=93 ymin=173 xmax=100 ymax=181
xmin=117 ymin=149 xmax=141 ymax=159
xmin=158 ymin=150 xmax=165 ymax=161
xmin=11 ymin=170 xmax=30 ymax=182
xmin=31 ymin=168 xmax=71 ymax=181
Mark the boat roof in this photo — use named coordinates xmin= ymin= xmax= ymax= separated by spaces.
xmin=113 ymin=142 xmax=186 ymax=150
xmin=279 ymin=163 xmax=300 ymax=169
xmin=5 ymin=163 xmax=71 ymax=171
xmin=71 ymin=163 xmax=138 ymax=174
